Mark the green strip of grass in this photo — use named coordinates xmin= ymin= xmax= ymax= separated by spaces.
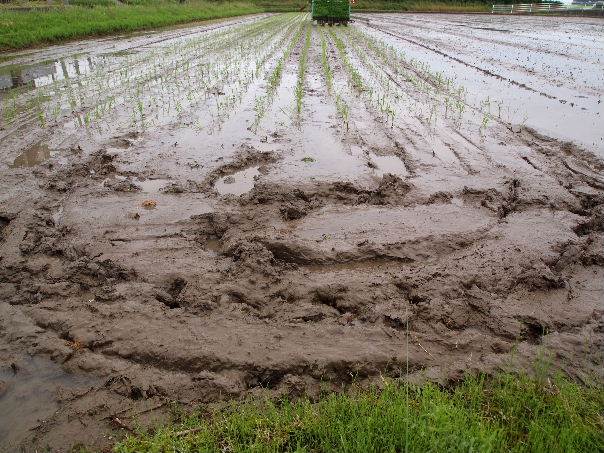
xmin=354 ymin=1 xmax=490 ymax=13
xmin=114 ymin=372 xmax=604 ymax=453
xmin=0 ymin=1 xmax=264 ymax=50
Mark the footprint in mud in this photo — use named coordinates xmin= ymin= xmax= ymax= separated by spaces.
xmin=214 ymin=166 xmax=260 ymax=196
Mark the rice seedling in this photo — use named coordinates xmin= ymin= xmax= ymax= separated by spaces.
xmin=320 ymin=29 xmax=333 ymax=94
xmin=295 ymin=23 xmax=311 ymax=115
xmin=336 ymin=94 xmax=350 ymax=131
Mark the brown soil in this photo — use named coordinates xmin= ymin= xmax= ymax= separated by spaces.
xmin=0 ymin=12 xmax=603 ymax=452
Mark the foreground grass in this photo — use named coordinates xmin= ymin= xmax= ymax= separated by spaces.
xmin=0 ymin=0 xmax=490 ymax=51
xmin=115 ymin=372 xmax=604 ymax=453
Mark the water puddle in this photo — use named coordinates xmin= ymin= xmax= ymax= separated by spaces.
xmin=214 ymin=166 xmax=259 ymax=196
xmin=0 ymin=356 xmax=94 ymax=450
xmin=9 ymin=143 xmax=53 ymax=168
xmin=137 ymin=178 xmax=170 ymax=193
xmin=368 ymin=153 xmax=407 ymax=177
xmin=205 ymin=238 xmax=222 ymax=254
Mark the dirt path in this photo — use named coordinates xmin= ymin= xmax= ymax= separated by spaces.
xmin=1 ymin=12 xmax=603 ymax=452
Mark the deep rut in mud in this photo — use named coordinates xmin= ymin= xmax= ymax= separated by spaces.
xmin=1 ymin=12 xmax=603 ymax=452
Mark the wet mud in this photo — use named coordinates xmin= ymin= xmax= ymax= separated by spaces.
xmin=1 ymin=12 xmax=603 ymax=452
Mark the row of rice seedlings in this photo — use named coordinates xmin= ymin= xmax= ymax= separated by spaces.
xmin=336 ymin=28 xmax=399 ymax=128
xmin=320 ymin=28 xmax=333 ymax=95
xmin=328 ymin=28 xmax=364 ymax=92
xmin=166 ymin=19 xmax=295 ymax=129
xmin=327 ymin=27 xmax=395 ymax=133
xmin=204 ymin=14 xmax=305 ymax=130
xmin=124 ymin=14 xmax=302 ymax=131
xmin=252 ymin=14 xmax=307 ymax=129
xmin=295 ymin=23 xmax=312 ymax=115
xmin=121 ymin=15 xmax=300 ymax=130
xmin=319 ymin=27 xmax=349 ymax=131
xmin=1 ymin=17 xmax=242 ymax=127
xmin=346 ymin=27 xmax=454 ymax=132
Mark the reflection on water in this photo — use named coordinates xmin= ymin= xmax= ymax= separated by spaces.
xmin=0 ymin=57 xmax=96 ymax=91
xmin=214 ymin=166 xmax=260 ymax=196
xmin=368 ymin=153 xmax=408 ymax=178
xmin=10 ymin=143 xmax=52 ymax=168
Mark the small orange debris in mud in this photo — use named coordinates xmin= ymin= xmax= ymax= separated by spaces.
xmin=141 ymin=199 xmax=157 ymax=209
xmin=67 ymin=340 xmax=85 ymax=351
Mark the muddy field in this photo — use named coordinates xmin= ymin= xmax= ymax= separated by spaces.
xmin=1 ymin=12 xmax=603 ymax=452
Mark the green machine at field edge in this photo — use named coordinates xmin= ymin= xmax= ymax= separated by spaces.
xmin=311 ymin=0 xmax=351 ymax=25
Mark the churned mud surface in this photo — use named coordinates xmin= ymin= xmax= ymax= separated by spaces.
xmin=1 ymin=12 xmax=603 ymax=452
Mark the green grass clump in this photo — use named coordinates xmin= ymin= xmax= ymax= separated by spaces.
xmin=114 ymin=372 xmax=604 ymax=453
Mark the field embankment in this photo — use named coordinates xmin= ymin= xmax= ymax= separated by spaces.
xmin=0 ymin=0 xmax=489 ymax=51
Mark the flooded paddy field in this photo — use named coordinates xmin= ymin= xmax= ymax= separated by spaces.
xmin=1 ymin=12 xmax=603 ymax=451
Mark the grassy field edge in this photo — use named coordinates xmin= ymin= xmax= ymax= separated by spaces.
xmin=113 ymin=370 xmax=604 ymax=453
xmin=0 ymin=1 xmax=490 ymax=51
xmin=0 ymin=1 xmax=267 ymax=51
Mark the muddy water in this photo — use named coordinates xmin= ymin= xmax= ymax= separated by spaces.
xmin=215 ymin=166 xmax=260 ymax=195
xmin=368 ymin=153 xmax=408 ymax=178
xmin=1 ymin=12 xmax=603 ymax=453
xmin=0 ymin=356 xmax=94 ymax=450
xmin=10 ymin=142 xmax=53 ymax=167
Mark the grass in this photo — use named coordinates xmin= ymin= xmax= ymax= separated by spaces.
xmin=0 ymin=1 xmax=491 ymax=51
xmin=0 ymin=1 xmax=263 ymax=50
xmin=114 ymin=371 xmax=604 ymax=453
xmin=353 ymin=1 xmax=490 ymax=13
